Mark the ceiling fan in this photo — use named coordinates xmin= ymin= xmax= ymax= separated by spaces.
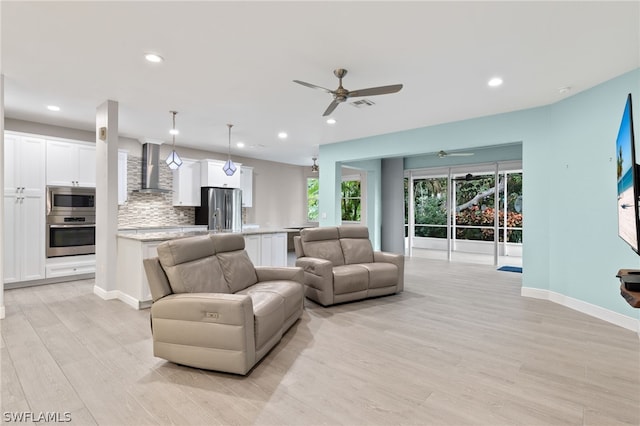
xmin=452 ymin=173 xmax=487 ymax=182
xmin=293 ymin=68 xmax=403 ymax=116
xmin=437 ymin=150 xmax=474 ymax=158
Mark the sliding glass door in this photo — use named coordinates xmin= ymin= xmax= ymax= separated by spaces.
xmin=406 ymin=162 xmax=522 ymax=265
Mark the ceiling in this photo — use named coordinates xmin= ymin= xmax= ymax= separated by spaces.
xmin=2 ymin=1 xmax=639 ymax=166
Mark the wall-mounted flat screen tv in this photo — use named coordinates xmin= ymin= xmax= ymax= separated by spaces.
xmin=616 ymin=94 xmax=639 ymax=253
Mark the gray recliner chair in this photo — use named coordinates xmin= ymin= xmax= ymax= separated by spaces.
xmin=143 ymin=233 xmax=304 ymax=375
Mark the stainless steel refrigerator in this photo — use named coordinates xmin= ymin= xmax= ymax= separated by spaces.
xmin=195 ymin=187 xmax=243 ymax=232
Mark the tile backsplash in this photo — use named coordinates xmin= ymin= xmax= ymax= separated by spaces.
xmin=118 ymin=155 xmax=195 ymax=228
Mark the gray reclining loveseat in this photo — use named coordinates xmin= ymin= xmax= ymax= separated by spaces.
xmin=143 ymin=233 xmax=304 ymax=375
xmin=294 ymin=225 xmax=404 ymax=306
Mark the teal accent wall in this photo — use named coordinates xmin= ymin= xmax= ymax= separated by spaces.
xmin=320 ymin=68 xmax=640 ymax=320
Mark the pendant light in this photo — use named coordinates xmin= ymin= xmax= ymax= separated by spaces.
xmin=311 ymin=157 xmax=319 ymax=173
xmin=165 ymin=111 xmax=183 ymax=170
xmin=223 ymin=123 xmax=237 ymax=176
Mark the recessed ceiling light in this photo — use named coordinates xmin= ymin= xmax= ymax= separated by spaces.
xmin=488 ymin=77 xmax=503 ymax=87
xmin=558 ymin=86 xmax=572 ymax=94
xmin=47 ymin=105 xmax=60 ymax=112
xmin=236 ymin=142 xmax=245 ymax=148
xmin=145 ymin=53 xmax=164 ymax=63
xmin=326 ymin=118 xmax=337 ymax=125
xmin=169 ymin=129 xmax=179 ymax=135
xmin=278 ymin=132 xmax=288 ymax=139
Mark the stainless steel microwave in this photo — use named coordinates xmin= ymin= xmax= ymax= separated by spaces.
xmin=46 ymin=186 xmax=96 ymax=216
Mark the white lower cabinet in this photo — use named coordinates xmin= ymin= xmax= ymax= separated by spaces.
xmin=244 ymin=232 xmax=287 ymax=267
xmin=45 ymin=255 xmax=96 ymax=278
xmin=4 ymin=191 xmax=46 ymax=283
xmin=244 ymin=234 xmax=261 ymax=265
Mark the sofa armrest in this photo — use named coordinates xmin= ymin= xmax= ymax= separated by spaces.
xmin=295 ymin=257 xmax=333 ymax=277
xmin=150 ymin=292 xmax=256 ymax=374
xmin=374 ymin=251 xmax=405 ymax=292
xmin=295 ymin=257 xmax=334 ymax=306
xmin=255 ymin=266 xmax=303 ymax=284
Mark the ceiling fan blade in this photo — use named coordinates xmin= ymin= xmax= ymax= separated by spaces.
xmin=293 ymin=80 xmax=333 ymax=94
xmin=348 ymin=84 xmax=403 ymax=98
xmin=438 ymin=150 xmax=474 ymax=158
xmin=323 ymin=99 xmax=340 ymax=116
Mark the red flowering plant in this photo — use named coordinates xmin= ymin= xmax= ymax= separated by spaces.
xmin=455 ymin=206 xmax=522 ymax=242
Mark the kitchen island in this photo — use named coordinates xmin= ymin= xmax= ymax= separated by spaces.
xmin=115 ymin=227 xmax=288 ymax=309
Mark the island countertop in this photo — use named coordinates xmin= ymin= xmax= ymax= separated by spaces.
xmin=117 ymin=227 xmax=290 ymax=242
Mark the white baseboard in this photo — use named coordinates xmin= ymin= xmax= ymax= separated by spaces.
xmin=522 ymin=287 xmax=640 ymax=337
xmin=93 ymin=285 xmax=118 ymax=300
xmin=117 ymin=291 xmax=145 ymax=310
xmin=93 ymin=285 xmax=149 ymax=310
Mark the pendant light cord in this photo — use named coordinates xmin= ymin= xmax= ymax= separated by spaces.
xmin=227 ymin=124 xmax=233 ymax=159
xmin=171 ymin=111 xmax=177 ymax=148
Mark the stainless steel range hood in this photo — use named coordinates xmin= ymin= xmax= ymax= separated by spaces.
xmin=133 ymin=142 xmax=171 ymax=194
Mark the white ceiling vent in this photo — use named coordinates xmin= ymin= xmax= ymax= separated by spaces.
xmin=350 ymin=99 xmax=376 ymax=108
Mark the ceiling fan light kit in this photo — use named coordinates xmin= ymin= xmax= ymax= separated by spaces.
xmin=294 ymin=68 xmax=403 ymax=116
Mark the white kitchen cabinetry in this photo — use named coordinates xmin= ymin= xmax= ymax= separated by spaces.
xmin=261 ymin=232 xmax=287 ymax=267
xmin=45 ymin=255 xmax=96 ymax=278
xmin=244 ymin=232 xmax=287 ymax=267
xmin=118 ymin=150 xmax=128 ymax=205
xmin=200 ymin=159 xmax=242 ymax=189
xmin=244 ymin=234 xmax=261 ymax=265
xmin=240 ymin=166 xmax=253 ymax=207
xmin=3 ymin=133 xmax=46 ymax=283
xmin=46 ymin=139 xmax=96 ymax=187
xmin=173 ymin=158 xmax=201 ymax=206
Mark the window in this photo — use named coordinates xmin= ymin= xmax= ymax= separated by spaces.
xmin=341 ymin=178 xmax=361 ymax=222
xmin=414 ymin=177 xmax=448 ymax=238
xmin=307 ymin=177 xmax=319 ymax=222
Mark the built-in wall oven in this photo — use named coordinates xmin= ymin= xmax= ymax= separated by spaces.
xmin=46 ymin=186 xmax=96 ymax=258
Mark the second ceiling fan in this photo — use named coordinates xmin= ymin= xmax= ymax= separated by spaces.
xmin=293 ymin=68 xmax=403 ymax=116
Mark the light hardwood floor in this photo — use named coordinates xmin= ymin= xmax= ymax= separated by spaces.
xmin=2 ymin=257 xmax=639 ymax=425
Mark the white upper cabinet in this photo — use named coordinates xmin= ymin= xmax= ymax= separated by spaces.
xmin=46 ymin=140 xmax=96 ymax=187
xmin=240 ymin=166 xmax=253 ymax=207
xmin=5 ymin=134 xmax=46 ymax=192
xmin=173 ymin=158 xmax=201 ymax=206
xmin=200 ymin=159 xmax=242 ymax=189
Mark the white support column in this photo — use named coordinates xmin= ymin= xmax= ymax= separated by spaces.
xmin=94 ymin=100 xmax=119 ymax=299
xmin=0 ymin=74 xmax=5 ymax=319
